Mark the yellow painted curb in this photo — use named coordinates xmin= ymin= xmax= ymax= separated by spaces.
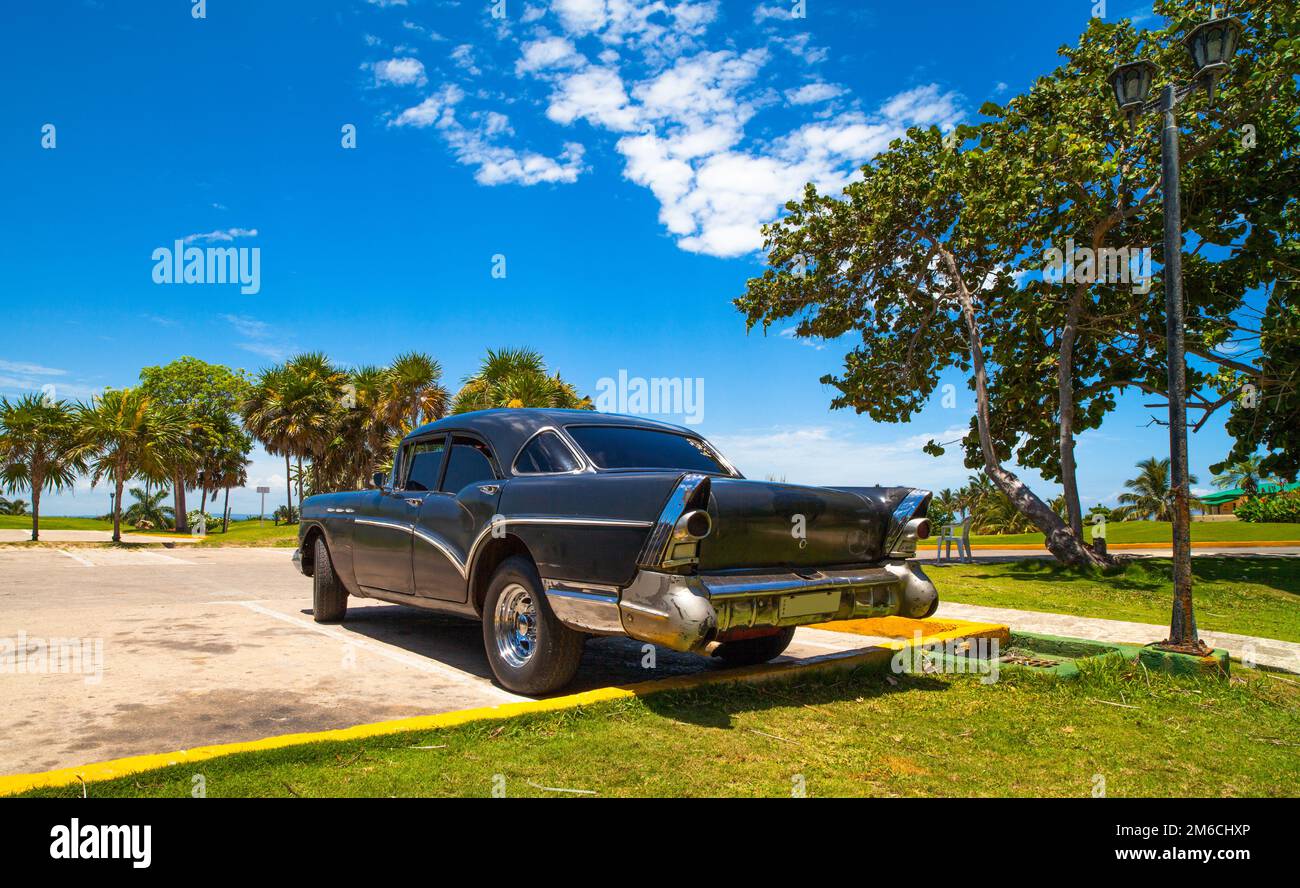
xmin=0 ymin=617 xmax=1004 ymax=797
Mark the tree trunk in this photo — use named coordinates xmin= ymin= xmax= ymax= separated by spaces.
xmin=174 ymin=472 xmax=189 ymax=534
xmin=284 ymin=453 xmax=294 ymax=522
xmin=30 ymin=471 xmax=41 ymax=543
xmin=112 ymin=471 xmax=124 ymax=544
xmin=951 ymin=268 xmax=1109 ymax=569
xmin=1057 ymin=285 xmax=1087 ymax=539
xmin=222 ymin=486 xmax=231 ymax=533
xmin=296 ymin=455 xmax=304 ymax=505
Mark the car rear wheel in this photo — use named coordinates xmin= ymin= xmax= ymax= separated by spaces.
xmin=312 ymin=536 xmax=347 ymax=623
xmin=482 ymin=555 xmax=584 ymax=695
xmin=713 ymin=626 xmax=796 ymax=666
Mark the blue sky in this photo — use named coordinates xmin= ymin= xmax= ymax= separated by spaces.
xmin=2 ymin=0 xmax=1239 ymax=516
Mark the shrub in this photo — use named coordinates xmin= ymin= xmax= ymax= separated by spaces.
xmin=1235 ymin=490 xmax=1300 ymax=523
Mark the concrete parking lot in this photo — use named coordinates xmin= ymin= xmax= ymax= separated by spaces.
xmin=0 ymin=546 xmax=900 ymax=776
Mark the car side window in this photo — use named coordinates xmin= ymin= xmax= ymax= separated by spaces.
xmin=514 ymin=431 xmax=581 ymax=474
xmin=403 ymin=438 xmax=447 ymax=491
xmin=440 ymin=436 xmax=498 ymax=493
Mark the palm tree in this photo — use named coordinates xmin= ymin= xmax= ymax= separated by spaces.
xmin=242 ymin=366 xmax=297 ymax=522
xmin=383 ymin=352 xmax=449 ymax=434
xmin=1113 ymin=457 xmax=1201 ymax=521
xmin=0 ymin=395 xmax=86 ymax=541
xmin=209 ymin=444 xmax=250 ymax=533
xmin=123 ymin=486 xmax=174 ymax=529
xmin=1212 ymin=455 xmax=1274 ymax=496
xmin=452 ymin=348 xmax=592 ymax=413
xmin=1 ymin=498 xmax=29 ymax=516
xmin=76 ymin=388 xmax=188 ymax=543
xmin=971 ymin=489 xmax=1035 ymax=535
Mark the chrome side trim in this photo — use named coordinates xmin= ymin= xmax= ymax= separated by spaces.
xmin=412 ymin=526 xmax=468 ymax=578
xmin=466 ymin=514 xmax=654 ymax=573
xmin=355 ymin=517 xmax=412 ymax=532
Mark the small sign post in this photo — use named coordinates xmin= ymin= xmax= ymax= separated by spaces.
xmin=256 ymin=486 xmax=271 ymax=525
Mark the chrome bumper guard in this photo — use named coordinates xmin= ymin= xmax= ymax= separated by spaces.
xmin=292 ymin=547 xmax=306 ymax=576
xmin=545 ymin=561 xmax=939 ymax=653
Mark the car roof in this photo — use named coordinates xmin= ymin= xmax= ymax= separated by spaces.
xmin=402 ymin=408 xmax=702 ymax=465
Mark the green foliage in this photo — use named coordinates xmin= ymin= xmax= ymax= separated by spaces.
xmin=452 ymin=348 xmax=593 ymax=414
xmin=123 ymin=486 xmax=174 ymax=529
xmin=1235 ymin=489 xmax=1300 ymax=523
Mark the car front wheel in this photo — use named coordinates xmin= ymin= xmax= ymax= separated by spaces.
xmin=312 ymin=536 xmax=347 ymax=622
xmin=482 ymin=556 xmax=584 ymax=695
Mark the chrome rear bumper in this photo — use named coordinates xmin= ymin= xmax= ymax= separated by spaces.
xmin=544 ymin=561 xmax=939 ymax=653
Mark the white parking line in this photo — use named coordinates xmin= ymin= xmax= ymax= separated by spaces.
xmin=55 ymin=549 xmax=95 ymax=567
xmin=218 ymin=600 xmax=525 ymax=703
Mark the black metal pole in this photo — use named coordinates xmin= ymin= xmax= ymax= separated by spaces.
xmin=1157 ymin=84 xmax=1204 ymax=653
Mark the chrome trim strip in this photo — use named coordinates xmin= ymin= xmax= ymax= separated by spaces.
xmin=412 ymin=526 xmax=468 ymax=578
xmin=355 ymin=517 xmax=412 ymax=532
xmin=510 ymin=425 xmax=590 ymax=477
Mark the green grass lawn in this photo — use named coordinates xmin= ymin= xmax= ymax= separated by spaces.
xmin=921 ymin=520 xmax=1300 ymax=548
xmin=0 ymin=515 xmax=111 ymax=531
xmin=929 ymin=558 xmax=1300 ymax=643
xmin=15 ymin=658 xmax=1298 ymax=798
xmin=193 ymin=519 xmax=298 ymax=547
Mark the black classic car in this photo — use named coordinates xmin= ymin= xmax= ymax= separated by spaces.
xmin=294 ymin=409 xmax=938 ymax=694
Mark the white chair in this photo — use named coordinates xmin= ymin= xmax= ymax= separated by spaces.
xmin=938 ymin=517 xmax=973 ymax=563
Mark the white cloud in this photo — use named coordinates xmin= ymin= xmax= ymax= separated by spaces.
xmin=753 ymin=3 xmax=795 ymax=24
xmin=183 ymin=228 xmax=258 ymax=244
xmin=450 ymin=44 xmax=481 ymax=76
xmin=784 ymin=81 xmax=844 ymax=105
xmin=376 ymin=3 xmax=961 ymax=252
xmin=366 ymin=0 xmax=408 ymax=7
xmin=0 ymin=360 xmax=67 ymax=376
xmin=371 ymin=57 xmax=427 ymax=87
xmin=393 ymin=86 xmax=584 ymax=185
xmin=390 ymin=84 xmax=464 ymax=128
xmin=517 ymin=34 xmax=584 ymax=75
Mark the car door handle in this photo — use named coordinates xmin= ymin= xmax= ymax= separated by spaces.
xmin=405 ymin=498 xmax=423 ymax=507
xmin=478 ymin=484 xmax=500 ymax=496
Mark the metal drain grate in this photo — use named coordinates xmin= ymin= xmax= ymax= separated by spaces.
xmin=1001 ymin=654 xmax=1061 ymax=668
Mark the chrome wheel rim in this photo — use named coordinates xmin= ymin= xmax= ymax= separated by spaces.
xmin=494 ymin=583 xmax=538 ymax=669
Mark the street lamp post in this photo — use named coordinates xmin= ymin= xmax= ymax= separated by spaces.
xmin=1107 ymin=11 xmax=1243 ymax=655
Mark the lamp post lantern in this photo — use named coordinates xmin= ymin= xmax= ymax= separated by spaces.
xmin=1105 ymin=11 xmax=1243 ymax=655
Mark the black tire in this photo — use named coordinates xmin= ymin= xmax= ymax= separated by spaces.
xmin=312 ymin=535 xmax=347 ymax=623
xmin=714 ymin=626 xmax=796 ymax=666
xmin=481 ymin=555 xmax=584 ymax=695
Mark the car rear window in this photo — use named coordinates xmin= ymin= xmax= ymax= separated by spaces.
xmin=565 ymin=426 xmax=727 ymax=473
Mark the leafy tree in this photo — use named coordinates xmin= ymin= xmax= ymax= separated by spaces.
xmin=452 ymin=348 xmax=592 ymax=414
xmin=0 ymin=395 xmax=86 ymax=541
xmin=123 ymin=486 xmax=174 ymax=529
xmin=140 ymin=357 xmax=250 ymax=534
xmin=738 ymin=1 xmax=1298 ymax=566
xmin=76 ymin=389 xmax=189 ymax=543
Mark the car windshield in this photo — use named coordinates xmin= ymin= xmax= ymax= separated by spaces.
xmin=565 ymin=425 xmax=730 ymax=474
